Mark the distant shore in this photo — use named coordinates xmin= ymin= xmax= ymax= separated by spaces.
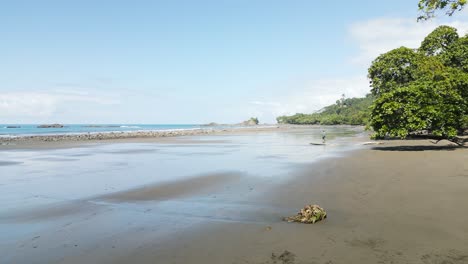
xmin=0 ymin=126 xmax=274 ymax=146
xmin=0 ymin=125 xmax=364 ymax=149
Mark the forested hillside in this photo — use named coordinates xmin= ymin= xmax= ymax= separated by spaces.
xmin=276 ymin=94 xmax=374 ymax=125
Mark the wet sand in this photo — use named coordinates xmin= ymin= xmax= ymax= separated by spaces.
xmin=113 ymin=140 xmax=468 ymax=264
xmin=102 ymin=172 xmax=244 ymax=202
xmin=2 ymin=130 xmax=467 ymax=263
xmin=4 ymin=127 xmax=362 ymax=263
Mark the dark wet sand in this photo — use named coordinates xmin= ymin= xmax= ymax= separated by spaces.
xmin=102 ymin=172 xmax=244 ymax=202
xmin=2 ymin=172 xmax=243 ymax=223
xmin=3 ymin=136 xmax=467 ymax=264
xmin=109 ymin=140 xmax=468 ymax=264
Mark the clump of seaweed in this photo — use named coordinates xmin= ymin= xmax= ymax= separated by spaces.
xmin=284 ymin=204 xmax=327 ymax=224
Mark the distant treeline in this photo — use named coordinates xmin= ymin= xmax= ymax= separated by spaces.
xmin=276 ymin=94 xmax=374 ymax=126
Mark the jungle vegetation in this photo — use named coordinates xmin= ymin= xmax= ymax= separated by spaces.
xmin=276 ymin=94 xmax=374 ymax=126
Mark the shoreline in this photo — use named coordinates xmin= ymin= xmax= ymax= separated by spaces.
xmin=0 ymin=125 xmax=365 ymax=149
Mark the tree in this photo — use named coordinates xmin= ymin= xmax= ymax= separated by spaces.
xmin=371 ymin=72 xmax=468 ymax=139
xmin=250 ymin=117 xmax=259 ymax=125
xmin=368 ymin=47 xmax=438 ymax=96
xmin=418 ymin=0 xmax=467 ymax=20
xmin=419 ymin=26 xmax=459 ymax=56
xmin=369 ymin=26 xmax=468 ymax=144
xmin=441 ymin=36 xmax=468 ymax=72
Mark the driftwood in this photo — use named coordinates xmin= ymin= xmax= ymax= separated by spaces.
xmin=284 ymin=204 xmax=327 ymax=224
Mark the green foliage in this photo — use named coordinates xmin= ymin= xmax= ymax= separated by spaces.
xmin=369 ymin=25 xmax=468 ymax=141
xmin=368 ymin=47 xmax=427 ymax=96
xmin=419 ymin=26 xmax=459 ymax=56
xmin=250 ymin=117 xmax=259 ymax=125
xmin=276 ymin=94 xmax=374 ymax=126
xmin=441 ymin=36 xmax=468 ymax=72
xmin=418 ymin=0 xmax=467 ymax=20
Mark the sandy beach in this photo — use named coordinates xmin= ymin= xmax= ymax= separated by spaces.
xmin=94 ymin=139 xmax=467 ymax=264
xmin=149 ymin=140 xmax=468 ymax=264
xmin=1 ymin=128 xmax=467 ymax=264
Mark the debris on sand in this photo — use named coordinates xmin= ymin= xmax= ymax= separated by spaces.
xmin=283 ymin=204 xmax=327 ymax=224
xmin=270 ymin=250 xmax=296 ymax=264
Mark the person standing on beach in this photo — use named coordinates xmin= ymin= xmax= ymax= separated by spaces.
xmin=321 ymin=130 xmax=326 ymax=143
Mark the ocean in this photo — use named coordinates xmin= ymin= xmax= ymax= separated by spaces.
xmin=0 ymin=124 xmax=202 ymax=136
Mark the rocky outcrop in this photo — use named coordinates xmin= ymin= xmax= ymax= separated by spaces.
xmin=239 ymin=117 xmax=259 ymax=126
xmin=37 ymin=124 xmax=64 ymax=128
xmin=6 ymin=126 xmax=21 ymax=128
xmin=201 ymin=122 xmax=220 ymax=127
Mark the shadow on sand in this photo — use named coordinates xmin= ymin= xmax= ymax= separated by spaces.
xmin=372 ymin=145 xmax=463 ymax=152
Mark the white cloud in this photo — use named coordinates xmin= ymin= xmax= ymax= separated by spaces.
xmin=349 ymin=17 xmax=468 ymax=66
xmin=250 ymin=15 xmax=468 ymax=123
xmin=0 ymin=91 xmax=119 ymax=119
xmin=247 ymin=76 xmax=370 ymax=122
xmin=248 ymin=101 xmax=281 ymax=107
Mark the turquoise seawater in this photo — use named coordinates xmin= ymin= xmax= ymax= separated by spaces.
xmin=0 ymin=124 xmax=202 ymax=136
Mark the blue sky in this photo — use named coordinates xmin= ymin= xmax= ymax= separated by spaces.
xmin=1 ymin=0 xmax=467 ymax=124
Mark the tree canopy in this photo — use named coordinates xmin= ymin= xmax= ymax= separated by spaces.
xmin=276 ymin=94 xmax=374 ymax=126
xmin=419 ymin=26 xmax=459 ymax=56
xmin=368 ymin=25 xmax=468 ymax=143
xmin=418 ymin=0 xmax=467 ymax=20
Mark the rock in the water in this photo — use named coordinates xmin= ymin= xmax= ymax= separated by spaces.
xmin=284 ymin=204 xmax=327 ymax=224
xmin=239 ymin=117 xmax=259 ymax=126
xmin=6 ymin=126 xmax=21 ymax=128
xmin=201 ymin=122 xmax=219 ymax=127
xmin=37 ymin=124 xmax=64 ymax=128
